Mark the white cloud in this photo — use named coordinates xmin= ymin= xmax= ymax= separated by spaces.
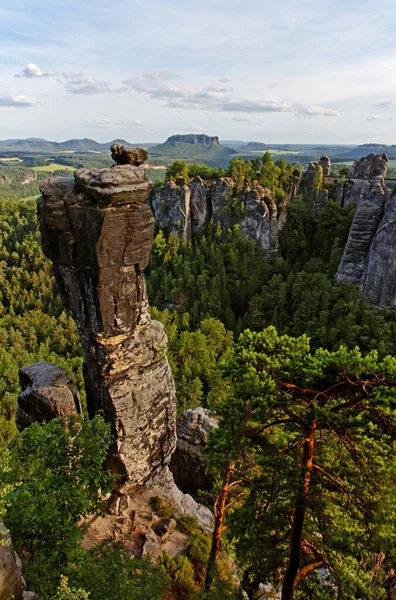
xmin=16 ymin=63 xmax=54 ymax=78
xmin=123 ymin=72 xmax=339 ymax=119
xmin=231 ymin=115 xmax=253 ymax=123
xmin=366 ymin=115 xmax=396 ymax=122
xmin=63 ymin=73 xmax=110 ymax=94
xmin=82 ymin=118 xmax=143 ymax=128
xmin=372 ymin=100 xmax=396 ymax=110
xmin=296 ymin=105 xmax=339 ymax=119
xmin=123 ymin=72 xmax=292 ymax=114
xmin=0 ymin=95 xmax=36 ymax=107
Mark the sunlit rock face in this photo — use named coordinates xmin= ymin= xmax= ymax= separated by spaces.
xmin=38 ymin=147 xmax=176 ymax=484
xmin=151 ymin=176 xmax=281 ymax=256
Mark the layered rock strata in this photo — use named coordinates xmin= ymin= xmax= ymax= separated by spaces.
xmin=38 ymin=147 xmax=176 ymax=484
xmin=16 ymin=362 xmax=82 ymax=432
xmin=151 ymin=177 xmax=282 ymax=255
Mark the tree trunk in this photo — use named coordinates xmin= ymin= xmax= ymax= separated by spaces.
xmin=205 ymin=462 xmax=233 ymax=590
xmin=281 ymin=422 xmax=316 ymax=600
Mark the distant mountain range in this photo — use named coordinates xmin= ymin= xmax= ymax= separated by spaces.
xmin=2 ymin=136 xmax=394 ymax=165
xmin=0 ymin=138 xmax=156 ymax=154
xmin=341 ymin=143 xmax=396 ymax=160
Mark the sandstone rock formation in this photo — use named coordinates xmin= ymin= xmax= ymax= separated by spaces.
xmin=16 ymin=362 xmax=82 ymax=432
xmin=319 ymin=156 xmax=331 ymax=177
xmin=190 ymin=176 xmax=210 ymax=235
xmin=298 ymin=160 xmax=326 ymax=212
xmin=350 ymin=153 xmax=388 ymax=179
xmin=170 ymin=408 xmax=218 ymax=494
xmin=335 ymin=176 xmax=396 ymax=308
xmin=151 ymin=180 xmax=191 ymax=241
xmin=110 ymin=143 xmax=148 ymax=166
xmin=336 ymin=177 xmax=388 ymax=285
xmin=0 ymin=519 xmax=24 ymax=600
xmin=38 ymin=149 xmax=176 ymax=484
xmin=359 ymin=192 xmax=396 ymax=308
xmin=151 ymin=177 xmax=282 ymax=255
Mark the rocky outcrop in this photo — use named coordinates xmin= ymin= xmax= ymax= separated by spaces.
xmin=170 ymin=408 xmax=219 ymax=494
xmin=0 ymin=519 xmax=24 ymax=600
xmin=239 ymin=187 xmax=279 ymax=255
xmin=350 ymin=153 xmax=388 ymax=179
xmin=298 ymin=161 xmax=324 ymax=210
xmin=151 ymin=180 xmax=191 ymax=241
xmin=360 ymin=193 xmax=396 ymax=308
xmin=190 ymin=176 xmax=210 ymax=234
xmin=151 ymin=177 xmax=282 ymax=255
xmin=38 ymin=147 xmax=176 ymax=484
xmin=336 ymin=177 xmax=387 ymax=285
xmin=319 ymin=156 xmax=331 ymax=177
xmin=110 ymin=144 xmax=148 ymax=166
xmin=334 ymin=176 xmax=396 ymax=308
xmin=16 ymin=362 xmax=82 ymax=432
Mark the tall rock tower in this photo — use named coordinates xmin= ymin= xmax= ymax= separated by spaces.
xmin=38 ymin=145 xmax=176 ymax=484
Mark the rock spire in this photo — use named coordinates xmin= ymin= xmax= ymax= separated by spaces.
xmin=38 ymin=145 xmax=176 ymax=484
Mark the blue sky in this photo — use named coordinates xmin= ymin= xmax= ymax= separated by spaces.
xmin=1 ymin=0 xmax=396 ymax=143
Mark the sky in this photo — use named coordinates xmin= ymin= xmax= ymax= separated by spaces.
xmin=1 ymin=0 xmax=396 ymax=144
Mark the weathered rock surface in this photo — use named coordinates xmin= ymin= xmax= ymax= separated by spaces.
xmin=38 ymin=148 xmax=177 ymax=484
xmin=350 ymin=153 xmax=388 ymax=179
xmin=110 ymin=143 xmax=148 ymax=166
xmin=151 ymin=180 xmax=191 ymax=240
xmin=151 ymin=176 xmax=282 ymax=255
xmin=360 ymin=193 xmax=396 ymax=308
xmin=16 ymin=362 xmax=82 ymax=432
xmin=335 ymin=176 xmax=396 ymax=308
xmin=170 ymin=408 xmax=219 ymax=494
xmin=298 ymin=161 xmax=324 ymax=210
xmin=0 ymin=519 xmax=24 ymax=600
xmin=336 ymin=177 xmax=387 ymax=285
xmin=320 ymin=155 xmax=331 ymax=177
xmin=190 ymin=176 xmax=210 ymax=234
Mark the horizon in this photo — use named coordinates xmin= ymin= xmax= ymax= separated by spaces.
xmin=2 ymin=0 xmax=396 ymax=144
xmin=0 ymin=134 xmax=384 ymax=148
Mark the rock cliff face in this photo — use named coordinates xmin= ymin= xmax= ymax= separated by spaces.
xmin=340 ymin=155 xmax=388 ymax=209
xmin=298 ymin=152 xmax=396 ymax=309
xmin=336 ymin=176 xmax=396 ymax=308
xmin=16 ymin=362 xmax=82 ymax=432
xmin=336 ymin=177 xmax=388 ymax=284
xmin=170 ymin=408 xmax=219 ymax=494
xmin=166 ymin=134 xmax=220 ymax=146
xmin=359 ymin=192 xmax=396 ymax=308
xmin=38 ymin=148 xmax=176 ymax=484
xmin=151 ymin=177 xmax=282 ymax=255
